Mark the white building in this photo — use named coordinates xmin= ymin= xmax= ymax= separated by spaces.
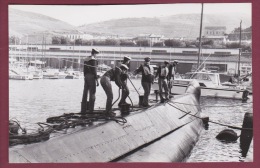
xmin=204 ymin=26 xmax=227 ymax=36
xmin=200 ymin=26 xmax=228 ymax=44
xmin=149 ymin=34 xmax=164 ymax=45
xmin=64 ymin=31 xmax=94 ymax=41
xmin=136 ymin=34 xmax=164 ymax=46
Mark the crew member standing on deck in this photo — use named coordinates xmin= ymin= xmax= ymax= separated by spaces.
xmin=133 ymin=57 xmax=154 ymax=107
xmin=118 ymin=56 xmax=132 ymax=107
xmin=155 ymin=61 xmax=170 ymax=102
xmin=101 ymin=64 xmax=129 ymax=115
xmin=168 ymin=60 xmax=178 ymax=94
xmin=81 ymin=48 xmax=99 ymax=114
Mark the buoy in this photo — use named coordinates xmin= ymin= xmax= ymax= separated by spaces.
xmin=216 ymin=129 xmax=238 ymax=142
xmin=240 ymin=112 xmax=253 ymax=157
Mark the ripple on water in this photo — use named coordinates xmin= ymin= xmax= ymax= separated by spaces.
xmin=187 ymin=96 xmax=253 ymax=162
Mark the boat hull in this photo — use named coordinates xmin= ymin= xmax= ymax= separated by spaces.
xmin=65 ymin=75 xmax=75 ymax=79
xmin=43 ymin=75 xmax=59 ymax=79
xmin=153 ymin=83 xmax=247 ymax=100
xmin=9 ymin=74 xmax=31 ymax=80
xmin=174 ymin=84 xmax=246 ymax=100
xmin=33 ymin=75 xmax=43 ymax=79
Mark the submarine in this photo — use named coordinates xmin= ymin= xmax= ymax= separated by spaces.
xmin=9 ymin=80 xmax=203 ymax=163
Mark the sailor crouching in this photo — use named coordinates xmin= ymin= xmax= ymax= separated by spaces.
xmin=101 ymin=64 xmax=129 ymax=115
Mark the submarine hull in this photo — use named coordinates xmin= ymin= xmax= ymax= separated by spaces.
xmin=9 ymin=80 xmax=203 ymax=163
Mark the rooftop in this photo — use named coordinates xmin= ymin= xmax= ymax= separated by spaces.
xmin=204 ymin=26 xmax=227 ymax=30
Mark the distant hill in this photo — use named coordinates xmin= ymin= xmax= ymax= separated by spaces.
xmin=9 ymin=8 xmax=77 ymax=37
xmin=9 ymin=8 xmax=251 ymax=39
xmin=78 ymin=13 xmax=251 ymax=38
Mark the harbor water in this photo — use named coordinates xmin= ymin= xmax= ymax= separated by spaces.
xmin=9 ymin=79 xmax=253 ymax=162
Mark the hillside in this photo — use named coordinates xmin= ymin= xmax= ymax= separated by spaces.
xmin=78 ymin=13 xmax=251 ymax=38
xmin=9 ymin=8 xmax=77 ymax=37
xmin=9 ymin=8 xmax=251 ymax=39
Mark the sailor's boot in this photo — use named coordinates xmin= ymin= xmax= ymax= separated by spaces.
xmin=81 ymin=102 xmax=88 ymax=115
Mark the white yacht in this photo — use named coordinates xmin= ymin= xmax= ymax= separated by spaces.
xmin=42 ymin=68 xmax=59 ymax=79
xmin=28 ymin=60 xmax=45 ymax=79
xmin=153 ymin=69 xmax=249 ymax=100
xmin=9 ymin=59 xmax=34 ymax=80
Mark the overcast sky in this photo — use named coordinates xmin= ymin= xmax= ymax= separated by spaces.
xmin=9 ymin=3 xmax=251 ymax=26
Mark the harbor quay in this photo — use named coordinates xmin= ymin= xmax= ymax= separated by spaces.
xmin=9 ymin=45 xmax=252 ymax=74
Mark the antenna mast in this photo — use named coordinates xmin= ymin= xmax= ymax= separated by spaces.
xmin=197 ymin=3 xmax=204 ymax=69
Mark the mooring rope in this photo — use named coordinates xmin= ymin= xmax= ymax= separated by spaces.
xmin=127 ymin=95 xmax=134 ymax=111
xmin=9 ymin=88 xmax=129 ymax=146
xmin=10 ymin=119 xmax=27 ymax=134
xmin=169 ymin=101 xmax=252 ymax=108
xmin=167 ymin=101 xmax=253 ymax=131
xmin=9 ymin=111 xmax=128 ymax=146
xmin=127 ymin=76 xmax=141 ymax=96
xmin=108 ymin=88 xmax=121 ymax=113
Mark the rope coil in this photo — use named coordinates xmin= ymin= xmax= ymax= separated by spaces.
xmin=9 ymin=109 xmax=128 ymax=146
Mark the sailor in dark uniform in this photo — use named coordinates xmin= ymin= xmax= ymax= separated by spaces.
xmin=118 ymin=56 xmax=131 ymax=107
xmin=81 ymin=48 xmax=99 ymax=114
xmin=168 ymin=60 xmax=178 ymax=94
xmin=155 ymin=61 xmax=170 ymax=102
xmin=100 ymin=64 xmax=129 ymax=114
xmin=133 ymin=57 xmax=154 ymax=107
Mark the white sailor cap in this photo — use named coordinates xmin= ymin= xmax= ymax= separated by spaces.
xmin=123 ymin=56 xmax=131 ymax=60
xmin=164 ymin=60 xmax=169 ymax=64
xmin=91 ymin=48 xmax=100 ymax=54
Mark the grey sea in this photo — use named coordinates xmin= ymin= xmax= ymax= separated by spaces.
xmin=9 ymin=78 xmax=253 ymax=162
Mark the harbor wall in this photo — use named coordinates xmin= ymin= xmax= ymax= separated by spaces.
xmin=9 ymin=90 xmax=202 ymax=163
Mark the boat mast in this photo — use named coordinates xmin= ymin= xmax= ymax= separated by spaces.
xmin=197 ymin=3 xmax=204 ymax=69
xmin=238 ymin=20 xmax=242 ymax=78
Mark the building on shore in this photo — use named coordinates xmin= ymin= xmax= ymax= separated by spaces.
xmin=135 ymin=34 xmax=164 ymax=46
xmin=9 ymin=45 xmax=251 ymax=75
xmin=200 ymin=26 xmax=228 ymax=45
xmin=204 ymin=26 xmax=227 ymax=36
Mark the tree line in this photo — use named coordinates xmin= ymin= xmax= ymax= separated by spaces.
xmin=9 ymin=35 xmax=251 ymax=52
xmin=50 ymin=36 xmax=252 ymax=52
xmin=9 ymin=24 xmax=252 ymax=52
